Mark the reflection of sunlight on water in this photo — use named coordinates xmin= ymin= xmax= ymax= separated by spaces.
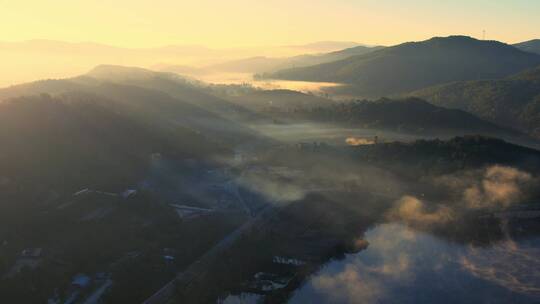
xmin=290 ymin=223 xmax=540 ymax=304
xmin=253 ymin=80 xmax=341 ymax=93
xmin=195 ymin=72 xmax=342 ymax=93
xmin=461 ymin=239 xmax=540 ymax=296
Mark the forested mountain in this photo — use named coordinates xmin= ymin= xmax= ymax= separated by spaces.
xmin=0 ymin=94 xmax=222 ymax=194
xmin=410 ymin=66 xmax=540 ymax=138
xmin=266 ymin=36 xmax=540 ymax=97
xmin=85 ymin=65 xmax=263 ymax=121
xmin=157 ymin=45 xmax=384 ymax=75
xmin=0 ymin=66 xmax=266 ymax=144
xmin=215 ymin=45 xmax=384 ymax=73
xmin=514 ymin=39 xmax=540 ymax=55
xmin=224 ymin=89 xmax=336 ymax=111
xmin=353 ymin=135 xmax=540 ymax=178
xmin=278 ymin=97 xmax=522 ymax=137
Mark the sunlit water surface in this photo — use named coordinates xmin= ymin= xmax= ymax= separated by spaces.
xmin=289 ymin=223 xmax=540 ymax=304
xmin=196 ymin=72 xmax=342 ymax=94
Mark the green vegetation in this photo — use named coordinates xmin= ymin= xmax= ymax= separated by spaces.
xmin=350 ymin=135 xmax=540 ymax=178
xmin=410 ymin=65 xmax=540 ymax=138
xmin=225 ymin=89 xmax=335 ymax=112
xmin=254 ymin=96 xmax=521 ymax=138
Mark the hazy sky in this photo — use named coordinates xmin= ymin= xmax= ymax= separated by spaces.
xmin=1 ymin=0 xmax=539 ymax=48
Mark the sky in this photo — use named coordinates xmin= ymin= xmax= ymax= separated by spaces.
xmin=1 ymin=0 xmax=539 ymax=48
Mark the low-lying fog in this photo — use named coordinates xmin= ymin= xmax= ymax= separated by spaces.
xmin=290 ymin=223 xmax=540 ymax=304
xmin=194 ymin=71 xmax=342 ymax=93
xmin=249 ymin=122 xmax=432 ymax=145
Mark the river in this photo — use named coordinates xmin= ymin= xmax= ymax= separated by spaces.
xmin=289 ymin=223 xmax=540 ymax=304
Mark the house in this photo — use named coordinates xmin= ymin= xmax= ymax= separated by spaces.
xmin=272 ymin=256 xmax=306 ymax=266
xmin=122 ymin=189 xmax=137 ymax=199
xmin=72 ymin=273 xmax=91 ymax=288
xmin=21 ymin=248 xmax=42 ymax=258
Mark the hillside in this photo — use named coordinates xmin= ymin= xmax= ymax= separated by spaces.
xmin=282 ymin=97 xmax=521 ymax=138
xmin=224 ymin=89 xmax=336 ymax=111
xmin=0 ymin=66 xmax=266 ymax=145
xmin=409 ymin=66 xmax=540 ymax=138
xmin=157 ymin=45 xmax=384 ymax=75
xmin=0 ymin=94 xmax=221 ymax=194
xmin=266 ymin=36 xmax=540 ymax=97
xmin=352 ymin=135 xmax=540 ymax=178
xmin=85 ymin=65 xmax=263 ymax=121
xmin=514 ymin=39 xmax=540 ymax=55
xmin=211 ymin=45 xmax=384 ymax=74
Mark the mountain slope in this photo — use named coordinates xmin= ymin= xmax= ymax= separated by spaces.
xmin=225 ymin=89 xmax=336 ymax=112
xmin=0 ymin=66 xmax=266 ymax=145
xmin=409 ymin=66 xmax=540 ymax=138
xmin=514 ymin=39 xmax=540 ymax=55
xmin=284 ymin=97 xmax=521 ymax=138
xmin=267 ymin=36 xmax=540 ymax=97
xmin=210 ymin=45 xmax=384 ymax=74
xmin=85 ymin=65 xmax=263 ymax=121
xmin=0 ymin=94 xmax=221 ymax=193
xmin=157 ymin=45 xmax=384 ymax=75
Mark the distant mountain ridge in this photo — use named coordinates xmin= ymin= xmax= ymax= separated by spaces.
xmin=0 ymin=39 xmax=366 ymax=87
xmin=514 ymin=39 xmax=540 ymax=55
xmin=266 ymin=36 xmax=540 ymax=97
xmin=156 ymin=45 xmax=384 ymax=75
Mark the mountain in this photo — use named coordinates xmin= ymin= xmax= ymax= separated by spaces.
xmin=224 ymin=89 xmax=336 ymax=111
xmin=0 ymin=93 xmax=222 ymax=194
xmin=409 ymin=66 xmax=540 ymax=138
xmin=0 ymin=39 xmax=366 ymax=87
xmin=514 ymin=39 xmax=540 ymax=55
xmin=0 ymin=65 xmax=267 ymax=145
xmin=215 ymin=45 xmax=384 ymax=73
xmin=284 ymin=41 xmax=362 ymax=52
xmin=0 ymin=92 xmax=244 ymax=304
xmin=156 ymin=45 xmax=384 ymax=75
xmin=354 ymin=135 xmax=540 ymax=178
xmin=266 ymin=36 xmax=540 ymax=97
xmin=282 ymin=97 xmax=521 ymax=138
xmin=85 ymin=65 xmax=266 ymax=121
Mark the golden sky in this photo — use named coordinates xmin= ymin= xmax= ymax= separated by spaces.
xmin=1 ymin=0 xmax=539 ymax=48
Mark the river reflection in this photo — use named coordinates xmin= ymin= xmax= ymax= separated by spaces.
xmin=289 ymin=223 xmax=540 ymax=304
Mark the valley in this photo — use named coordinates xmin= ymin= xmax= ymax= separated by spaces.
xmin=2 ymin=10 xmax=540 ymax=302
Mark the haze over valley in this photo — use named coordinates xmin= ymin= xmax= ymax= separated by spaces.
xmin=2 ymin=1 xmax=540 ymax=303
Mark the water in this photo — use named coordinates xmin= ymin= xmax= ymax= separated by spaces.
xmin=195 ymin=72 xmax=342 ymax=93
xmin=289 ymin=223 xmax=540 ymax=304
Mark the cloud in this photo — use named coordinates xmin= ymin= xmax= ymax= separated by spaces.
xmin=237 ymin=170 xmax=306 ymax=204
xmin=388 ymin=195 xmax=453 ymax=227
xmin=306 ymin=223 xmax=540 ymax=304
xmin=432 ymin=165 xmax=534 ymax=210
xmin=307 ymin=224 xmax=417 ymax=304
xmin=463 ymin=165 xmax=532 ymax=209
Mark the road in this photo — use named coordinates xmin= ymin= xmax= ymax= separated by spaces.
xmin=142 ymin=188 xmax=396 ymax=304
xmin=142 ymin=205 xmax=275 ymax=304
xmin=82 ymin=279 xmax=113 ymax=304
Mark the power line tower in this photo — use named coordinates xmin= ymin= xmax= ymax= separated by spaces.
xmin=482 ymin=30 xmax=486 ymax=40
